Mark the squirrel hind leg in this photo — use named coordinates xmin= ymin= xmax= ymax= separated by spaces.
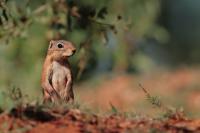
xmin=43 ymin=91 xmax=52 ymax=104
xmin=64 ymin=92 xmax=74 ymax=104
xmin=67 ymin=97 xmax=74 ymax=104
xmin=64 ymin=96 xmax=74 ymax=104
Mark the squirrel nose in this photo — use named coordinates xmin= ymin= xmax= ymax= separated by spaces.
xmin=72 ymin=49 xmax=76 ymax=54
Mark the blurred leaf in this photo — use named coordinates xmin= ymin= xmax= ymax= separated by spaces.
xmin=20 ymin=16 xmax=28 ymax=23
xmin=110 ymin=25 xmax=117 ymax=34
xmin=97 ymin=7 xmax=107 ymax=19
xmin=117 ymin=15 xmax=122 ymax=20
xmin=2 ymin=9 xmax=8 ymax=21
xmin=0 ymin=17 xmax=3 ymax=26
xmin=67 ymin=12 xmax=72 ymax=31
xmin=50 ymin=18 xmax=65 ymax=30
xmin=76 ymin=5 xmax=96 ymax=29
xmin=79 ymin=5 xmax=96 ymax=18
xmin=66 ymin=0 xmax=75 ymax=8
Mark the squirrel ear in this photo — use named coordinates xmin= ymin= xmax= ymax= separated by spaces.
xmin=49 ymin=40 xmax=54 ymax=49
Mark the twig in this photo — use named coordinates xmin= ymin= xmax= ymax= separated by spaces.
xmin=139 ymin=83 xmax=150 ymax=98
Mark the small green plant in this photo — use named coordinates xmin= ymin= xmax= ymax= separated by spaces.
xmin=0 ymin=86 xmax=29 ymax=111
xmin=139 ymin=83 xmax=186 ymax=120
xmin=7 ymin=86 xmax=29 ymax=107
xmin=139 ymin=84 xmax=162 ymax=108
xmin=109 ymin=102 xmax=119 ymax=115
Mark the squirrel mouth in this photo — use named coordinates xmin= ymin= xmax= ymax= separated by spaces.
xmin=63 ymin=52 xmax=74 ymax=57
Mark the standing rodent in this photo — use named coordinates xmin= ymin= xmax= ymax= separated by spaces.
xmin=41 ymin=40 xmax=76 ymax=104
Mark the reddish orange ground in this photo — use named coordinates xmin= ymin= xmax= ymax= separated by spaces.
xmin=1 ymin=68 xmax=200 ymax=132
xmin=0 ymin=106 xmax=200 ymax=133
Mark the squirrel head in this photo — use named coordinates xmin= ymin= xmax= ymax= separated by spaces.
xmin=48 ymin=40 xmax=76 ymax=60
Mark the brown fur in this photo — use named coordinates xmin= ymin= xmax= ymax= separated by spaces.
xmin=41 ymin=40 xmax=76 ymax=104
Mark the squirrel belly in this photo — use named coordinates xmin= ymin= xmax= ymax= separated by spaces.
xmin=51 ymin=61 xmax=73 ymax=99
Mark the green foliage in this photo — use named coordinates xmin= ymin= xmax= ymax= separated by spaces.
xmin=0 ymin=86 xmax=26 ymax=111
xmin=0 ymin=0 xmax=164 ymax=100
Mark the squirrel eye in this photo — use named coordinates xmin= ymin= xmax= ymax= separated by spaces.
xmin=57 ymin=43 xmax=63 ymax=48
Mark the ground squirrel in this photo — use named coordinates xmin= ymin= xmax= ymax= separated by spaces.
xmin=41 ymin=40 xmax=76 ymax=104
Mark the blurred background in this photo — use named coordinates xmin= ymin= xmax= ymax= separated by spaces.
xmin=0 ymin=0 xmax=200 ymax=117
